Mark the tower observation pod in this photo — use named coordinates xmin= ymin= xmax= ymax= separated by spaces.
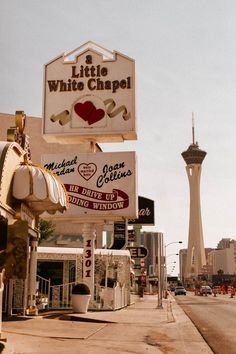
xmin=181 ymin=118 xmax=207 ymax=280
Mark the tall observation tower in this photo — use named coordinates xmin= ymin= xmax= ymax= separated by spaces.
xmin=181 ymin=118 xmax=207 ymax=279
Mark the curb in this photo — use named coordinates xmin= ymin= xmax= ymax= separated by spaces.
xmin=166 ymin=298 xmax=175 ymax=323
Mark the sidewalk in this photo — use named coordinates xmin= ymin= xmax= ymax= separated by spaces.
xmin=1 ymin=294 xmax=213 ymax=354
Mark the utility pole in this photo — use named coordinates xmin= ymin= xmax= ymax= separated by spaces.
xmin=157 ymin=232 xmax=163 ymax=309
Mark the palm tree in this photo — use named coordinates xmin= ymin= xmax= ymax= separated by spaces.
xmin=39 ymin=219 xmax=55 ymax=244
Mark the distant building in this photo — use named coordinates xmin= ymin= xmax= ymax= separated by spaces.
xmin=217 ymin=238 xmax=232 ymax=249
xmin=180 ymin=237 xmax=236 ymax=282
xmin=208 ymin=238 xmax=236 ymax=275
xmin=179 ymin=248 xmax=187 ymax=282
xmin=140 ymin=232 xmax=158 ymax=276
xmin=179 ymin=247 xmax=214 ymax=283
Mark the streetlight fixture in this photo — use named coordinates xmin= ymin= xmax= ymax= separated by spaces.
xmin=166 ymin=253 xmax=179 ymax=258
xmin=165 ymin=241 xmax=183 ymax=248
xmin=167 ymin=261 xmax=176 ymax=266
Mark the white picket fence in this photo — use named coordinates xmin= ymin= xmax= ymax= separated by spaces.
xmin=36 ymin=276 xmax=129 ymax=311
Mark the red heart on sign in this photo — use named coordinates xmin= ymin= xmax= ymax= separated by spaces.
xmin=74 ymin=101 xmax=105 ymax=125
xmin=74 ymin=101 xmax=95 ymax=121
xmin=87 ymin=108 xmax=105 ymax=125
xmin=78 ymin=163 xmax=97 ymax=180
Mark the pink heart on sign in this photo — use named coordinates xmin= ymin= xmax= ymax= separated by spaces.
xmin=78 ymin=163 xmax=97 ymax=181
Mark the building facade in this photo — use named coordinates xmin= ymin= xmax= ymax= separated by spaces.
xmin=0 ymin=113 xmax=101 ymax=244
xmin=0 ymin=112 xmax=68 ymax=315
xmin=208 ymin=238 xmax=236 ymax=275
xmin=140 ymin=232 xmax=158 ymax=276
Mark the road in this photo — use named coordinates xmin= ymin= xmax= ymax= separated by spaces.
xmin=175 ymin=292 xmax=236 ymax=354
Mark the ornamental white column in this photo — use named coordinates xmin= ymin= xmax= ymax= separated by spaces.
xmin=27 ymin=239 xmax=38 ymax=315
xmin=82 ymin=223 xmax=96 ymax=299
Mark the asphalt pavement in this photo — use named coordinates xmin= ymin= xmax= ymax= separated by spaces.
xmin=0 ymin=293 xmax=214 ymax=354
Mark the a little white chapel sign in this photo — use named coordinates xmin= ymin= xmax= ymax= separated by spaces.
xmin=43 ymin=42 xmax=136 ymax=143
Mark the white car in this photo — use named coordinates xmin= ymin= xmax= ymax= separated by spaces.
xmin=174 ymin=286 xmax=187 ymax=296
xmin=200 ymin=285 xmax=212 ymax=295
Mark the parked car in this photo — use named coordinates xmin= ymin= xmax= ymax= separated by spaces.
xmin=168 ymin=285 xmax=175 ymax=292
xmin=174 ymin=286 xmax=187 ymax=296
xmin=200 ymin=285 xmax=212 ymax=295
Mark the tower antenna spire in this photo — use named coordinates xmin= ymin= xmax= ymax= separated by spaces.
xmin=192 ymin=112 xmax=195 ymax=145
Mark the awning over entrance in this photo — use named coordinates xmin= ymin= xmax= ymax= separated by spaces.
xmin=12 ymin=164 xmax=68 ymax=215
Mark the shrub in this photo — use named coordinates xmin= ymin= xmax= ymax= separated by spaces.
xmin=100 ymin=277 xmax=116 ymax=288
xmin=72 ymin=283 xmax=90 ymax=295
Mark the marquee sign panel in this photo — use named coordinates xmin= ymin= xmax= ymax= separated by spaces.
xmin=42 ymin=151 xmax=137 ymax=221
xmin=128 ymin=196 xmax=155 ymax=225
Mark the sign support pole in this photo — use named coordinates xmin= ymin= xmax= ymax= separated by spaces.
xmin=133 ymin=225 xmax=142 ymax=279
xmin=82 ymin=141 xmax=97 ymax=301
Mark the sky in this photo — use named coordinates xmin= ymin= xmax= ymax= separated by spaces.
xmin=1 ymin=0 xmax=236 ymax=275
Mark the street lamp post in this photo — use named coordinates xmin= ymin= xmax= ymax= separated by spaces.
xmin=157 ymin=232 xmax=164 ymax=309
xmin=164 ymin=241 xmax=182 ymax=293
